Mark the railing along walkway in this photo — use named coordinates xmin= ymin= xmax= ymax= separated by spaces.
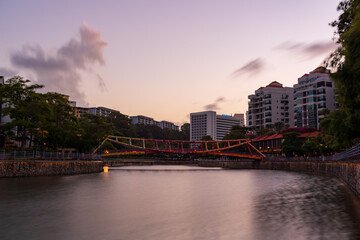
xmin=0 ymin=150 xmax=101 ymax=161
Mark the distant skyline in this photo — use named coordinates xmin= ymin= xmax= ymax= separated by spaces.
xmin=0 ymin=0 xmax=341 ymax=126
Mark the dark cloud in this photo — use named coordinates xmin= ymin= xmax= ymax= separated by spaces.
xmin=9 ymin=23 xmax=107 ymax=105
xmin=230 ymin=58 xmax=265 ymax=79
xmin=216 ymin=97 xmax=225 ymax=102
xmin=204 ymin=103 xmax=219 ymax=111
xmin=204 ymin=97 xmax=226 ymax=111
xmin=0 ymin=67 xmax=17 ymax=78
xmin=276 ymin=41 xmax=337 ymax=58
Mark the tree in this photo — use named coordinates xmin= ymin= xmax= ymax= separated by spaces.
xmin=302 ymin=137 xmax=321 ymax=157
xmin=108 ymin=112 xmax=136 ymax=137
xmin=281 ymin=132 xmax=304 ymax=157
xmin=180 ymin=123 xmax=190 ymax=140
xmin=0 ymin=76 xmax=45 ymax=148
xmin=319 ymin=108 xmax=331 ymax=118
xmin=201 ymin=135 xmax=213 ymax=141
xmin=324 ymin=0 xmax=360 ymax=147
xmin=43 ymin=93 xmax=78 ymax=150
xmin=319 ymin=110 xmax=348 ymax=151
xmin=76 ymin=114 xmax=114 ymax=152
xmin=223 ymin=125 xmax=247 ymax=140
xmin=273 ymin=122 xmax=287 ymax=133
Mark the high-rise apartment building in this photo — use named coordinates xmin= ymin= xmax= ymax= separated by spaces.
xmin=131 ymin=115 xmax=179 ymax=131
xmin=74 ymin=107 xmax=90 ymax=119
xmin=89 ymin=107 xmax=119 ymax=117
xmin=190 ymin=111 xmax=242 ymax=141
xmin=247 ymin=81 xmax=294 ymax=128
xmin=234 ymin=113 xmax=245 ymax=126
xmin=157 ymin=121 xmax=179 ymax=131
xmin=293 ymin=67 xmax=336 ymax=129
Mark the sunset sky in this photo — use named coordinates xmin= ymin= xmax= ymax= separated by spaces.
xmin=0 ymin=0 xmax=341 ymax=126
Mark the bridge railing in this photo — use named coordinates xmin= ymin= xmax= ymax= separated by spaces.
xmin=0 ymin=150 xmax=101 ymax=161
xmin=331 ymin=141 xmax=360 ymax=160
xmin=262 ymin=141 xmax=360 ymax=162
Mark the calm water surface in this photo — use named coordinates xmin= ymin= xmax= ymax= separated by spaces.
xmin=1 ymin=165 xmax=360 ymax=240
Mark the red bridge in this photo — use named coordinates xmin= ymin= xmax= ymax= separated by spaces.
xmin=93 ymin=136 xmax=265 ymax=160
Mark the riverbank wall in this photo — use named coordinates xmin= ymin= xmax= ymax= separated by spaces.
xmin=105 ymin=159 xmax=197 ymax=167
xmin=0 ymin=161 xmax=103 ymax=177
xmin=198 ymin=160 xmax=360 ymax=198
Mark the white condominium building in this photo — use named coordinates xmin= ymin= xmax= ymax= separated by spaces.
xmin=190 ymin=111 xmax=242 ymax=141
xmin=157 ymin=121 xmax=180 ymax=131
xmin=131 ymin=115 xmax=179 ymax=131
xmin=293 ymin=67 xmax=336 ymax=129
xmin=247 ymin=81 xmax=294 ymax=128
xmin=131 ymin=115 xmax=156 ymax=125
xmin=233 ymin=113 xmax=245 ymax=126
xmin=89 ymin=107 xmax=120 ymax=117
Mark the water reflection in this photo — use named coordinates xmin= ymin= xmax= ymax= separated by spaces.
xmin=0 ymin=167 xmax=359 ymax=240
xmin=253 ymin=174 xmax=360 ymax=239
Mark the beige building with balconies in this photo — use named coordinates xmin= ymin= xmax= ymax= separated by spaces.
xmin=293 ymin=67 xmax=336 ymax=129
xmin=247 ymin=81 xmax=294 ymax=128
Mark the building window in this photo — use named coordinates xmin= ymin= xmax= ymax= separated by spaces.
xmin=317 ymin=88 xmax=326 ymax=94
xmin=317 ymin=96 xmax=326 ymax=101
xmin=318 ymin=103 xmax=326 ymax=109
xmin=308 ymin=90 xmax=315 ymax=96
xmin=264 ymin=94 xmax=271 ymax=99
xmin=317 ymin=81 xmax=325 ymax=87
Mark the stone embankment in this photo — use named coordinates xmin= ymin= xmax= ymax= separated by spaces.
xmin=0 ymin=161 xmax=103 ymax=177
xmin=198 ymin=160 xmax=360 ymax=198
xmin=105 ymin=159 xmax=196 ymax=167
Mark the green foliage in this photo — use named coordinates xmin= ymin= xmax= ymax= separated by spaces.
xmin=0 ymin=76 xmax=45 ymax=148
xmin=0 ymin=76 xmax=115 ymax=152
xmin=301 ymin=137 xmax=321 ymax=157
xmin=323 ymin=0 xmax=360 ymax=148
xmin=76 ymin=114 xmax=114 ymax=152
xmin=201 ymin=135 xmax=213 ymax=141
xmin=43 ymin=93 xmax=78 ymax=150
xmin=99 ymin=141 xmax=116 ymax=152
xmin=107 ymin=112 xmax=136 ymax=137
xmin=254 ymin=122 xmax=288 ymax=136
xmin=0 ymin=76 xmax=189 ymax=151
xmin=180 ymin=123 xmax=190 ymax=140
xmin=222 ymin=125 xmax=247 ymax=140
xmin=281 ymin=132 xmax=304 ymax=157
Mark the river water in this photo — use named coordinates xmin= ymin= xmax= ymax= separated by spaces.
xmin=1 ymin=165 xmax=360 ymax=240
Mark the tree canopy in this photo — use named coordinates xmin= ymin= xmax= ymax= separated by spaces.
xmin=0 ymin=76 xmax=189 ymax=151
xmin=323 ymin=0 xmax=360 ymax=148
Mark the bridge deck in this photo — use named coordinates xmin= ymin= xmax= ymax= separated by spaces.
xmin=94 ymin=136 xmax=265 ymax=160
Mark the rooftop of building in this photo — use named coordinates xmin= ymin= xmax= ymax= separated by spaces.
xmin=90 ymin=106 xmax=119 ymax=112
xmin=252 ymin=128 xmax=319 ymax=142
xmin=131 ymin=115 xmax=154 ymax=119
xmin=256 ymin=81 xmax=291 ymax=91
xmin=300 ymin=67 xmax=330 ymax=79
xmin=311 ymin=66 xmax=330 ymax=74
